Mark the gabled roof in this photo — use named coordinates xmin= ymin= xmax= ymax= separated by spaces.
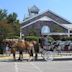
xmin=21 ymin=10 xmax=71 ymax=27
xmin=21 ymin=16 xmax=69 ymax=30
xmin=61 ymin=24 xmax=72 ymax=30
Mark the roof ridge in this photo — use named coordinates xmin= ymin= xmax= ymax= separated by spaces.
xmin=21 ymin=9 xmax=71 ymax=24
xmin=22 ymin=9 xmax=49 ymax=23
xmin=48 ymin=10 xmax=72 ymax=23
xmin=21 ymin=16 xmax=68 ymax=30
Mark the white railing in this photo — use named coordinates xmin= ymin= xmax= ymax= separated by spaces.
xmin=47 ymin=33 xmax=72 ymax=35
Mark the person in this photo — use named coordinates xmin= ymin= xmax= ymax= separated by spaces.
xmin=33 ymin=41 xmax=39 ymax=60
xmin=28 ymin=41 xmax=34 ymax=61
xmin=40 ymin=35 xmax=49 ymax=50
xmin=5 ymin=44 xmax=10 ymax=56
xmin=0 ymin=42 xmax=4 ymax=54
xmin=39 ymin=36 xmax=44 ymax=48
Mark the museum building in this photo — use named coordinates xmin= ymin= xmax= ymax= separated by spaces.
xmin=20 ymin=5 xmax=72 ymax=38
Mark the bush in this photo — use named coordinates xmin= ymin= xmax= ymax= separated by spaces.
xmin=24 ymin=36 xmax=39 ymax=41
xmin=13 ymin=36 xmax=19 ymax=39
xmin=24 ymin=36 xmax=54 ymax=42
xmin=48 ymin=36 xmax=54 ymax=42
xmin=61 ymin=37 xmax=72 ymax=41
xmin=6 ymin=35 xmax=19 ymax=39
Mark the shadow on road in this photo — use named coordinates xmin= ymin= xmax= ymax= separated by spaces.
xmin=0 ymin=58 xmax=46 ymax=62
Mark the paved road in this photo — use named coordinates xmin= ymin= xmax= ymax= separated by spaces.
xmin=0 ymin=61 xmax=72 ymax=72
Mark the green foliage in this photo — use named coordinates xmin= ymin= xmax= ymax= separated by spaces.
xmin=24 ymin=36 xmax=54 ymax=42
xmin=7 ymin=12 xmax=17 ymax=23
xmin=61 ymin=36 xmax=72 ymax=41
xmin=6 ymin=35 xmax=19 ymax=39
xmin=51 ymin=35 xmax=61 ymax=40
xmin=0 ymin=9 xmax=7 ymax=20
xmin=0 ymin=9 xmax=20 ymax=41
xmin=24 ymin=36 xmax=39 ymax=41
xmin=48 ymin=36 xmax=54 ymax=42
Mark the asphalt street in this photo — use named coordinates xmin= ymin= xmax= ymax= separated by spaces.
xmin=0 ymin=61 xmax=72 ymax=72
xmin=0 ymin=53 xmax=72 ymax=72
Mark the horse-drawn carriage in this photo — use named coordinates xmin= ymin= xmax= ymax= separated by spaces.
xmin=3 ymin=39 xmax=72 ymax=61
xmin=40 ymin=41 xmax=72 ymax=61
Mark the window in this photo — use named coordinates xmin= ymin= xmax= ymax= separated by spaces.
xmin=41 ymin=25 xmax=50 ymax=35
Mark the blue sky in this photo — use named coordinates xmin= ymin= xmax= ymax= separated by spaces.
xmin=0 ymin=0 xmax=72 ymax=22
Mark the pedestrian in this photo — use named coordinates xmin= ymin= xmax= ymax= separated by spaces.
xmin=5 ymin=44 xmax=10 ymax=56
xmin=28 ymin=41 xmax=34 ymax=61
xmin=39 ymin=36 xmax=45 ymax=48
xmin=33 ymin=41 xmax=39 ymax=61
xmin=43 ymin=36 xmax=49 ymax=50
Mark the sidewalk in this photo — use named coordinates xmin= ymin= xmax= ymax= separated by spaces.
xmin=0 ymin=54 xmax=29 ymax=61
xmin=1 ymin=53 xmax=72 ymax=61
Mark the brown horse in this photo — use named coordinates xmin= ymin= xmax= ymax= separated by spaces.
xmin=12 ymin=40 xmax=34 ymax=60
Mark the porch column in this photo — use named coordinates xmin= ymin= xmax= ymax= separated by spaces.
xmin=20 ymin=28 xmax=22 ymax=39
xmin=68 ymin=29 xmax=70 ymax=37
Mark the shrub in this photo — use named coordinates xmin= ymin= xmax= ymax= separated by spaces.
xmin=61 ymin=37 xmax=72 ymax=41
xmin=48 ymin=36 xmax=54 ymax=42
xmin=24 ymin=36 xmax=39 ymax=41
xmin=6 ymin=35 xmax=19 ymax=39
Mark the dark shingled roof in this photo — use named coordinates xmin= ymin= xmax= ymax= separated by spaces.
xmin=21 ymin=10 xmax=71 ymax=27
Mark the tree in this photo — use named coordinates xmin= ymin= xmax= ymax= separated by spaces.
xmin=7 ymin=12 xmax=20 ymax=36
xmin=0 ymin=9 xmax=20 ymax=40
xmin=7 ymin=12 xmax=17 ymax=23
xmin=0 ymin=9 xmax=7 ymax=20
xmin=0 ymin=20 xmax=15 ymax=40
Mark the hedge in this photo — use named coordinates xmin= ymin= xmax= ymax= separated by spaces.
xmin=24 ymin=36 xmax=54 ymax=42
xmin=24 ymin=36 xmax=39 ymax=41
xmin=61 ymin=37 xmax=72 ymax=41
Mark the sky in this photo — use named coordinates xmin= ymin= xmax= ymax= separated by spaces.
xmin=0 ymin=0 xmax=72 ymax=22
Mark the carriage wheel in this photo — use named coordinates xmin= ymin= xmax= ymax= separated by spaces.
xmin=43 ymin=51 xmax=54 ymax=61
